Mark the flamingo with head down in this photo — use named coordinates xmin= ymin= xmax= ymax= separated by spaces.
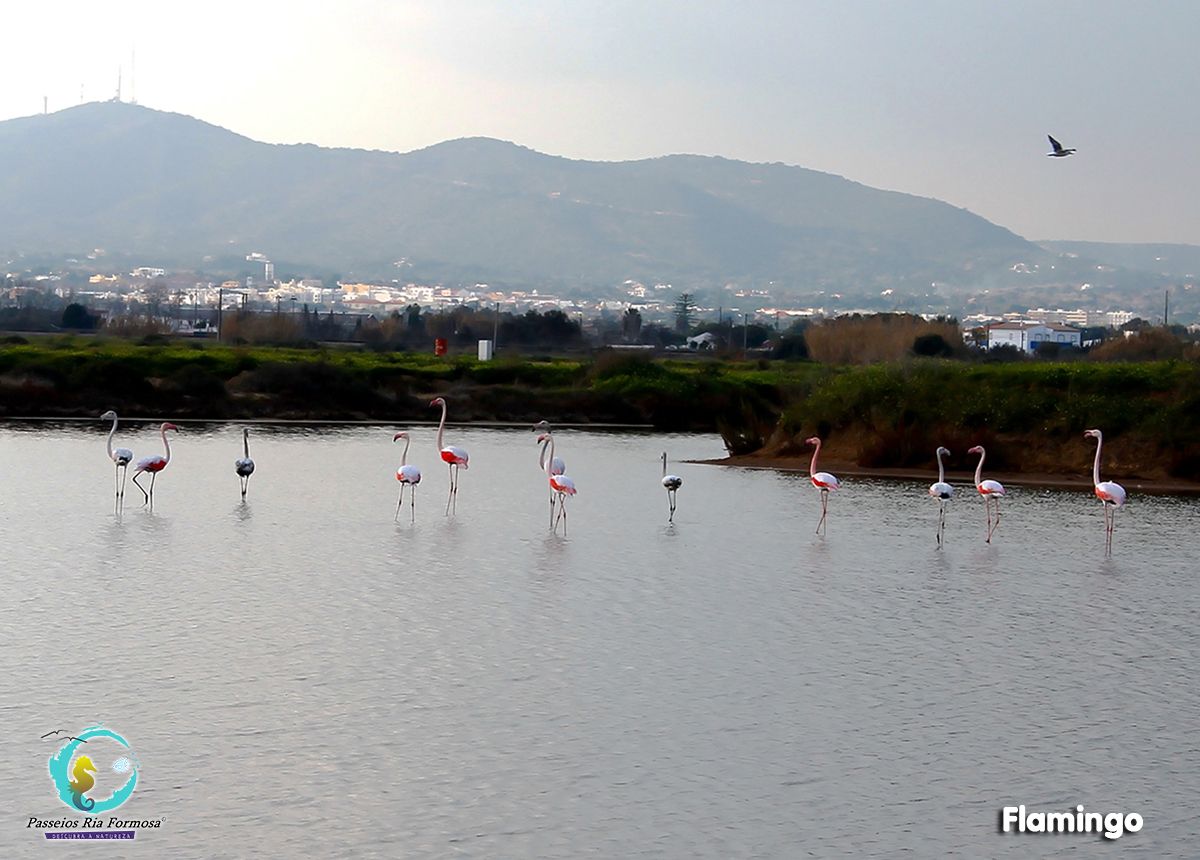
xmin=132 ymin=422 xmax=179 ymax=505
xmin=430 ymin=397 xmax=468 ymax=515
xmin=1085 ymin=429 xmax=1126 ymax=553
xmin=393 ymin=431 xmax=422 ymax=522
xmin=967 ymin=445 xmax=1005 ymax=542
xmin=805 ymin=436 xmax=840 ymax=535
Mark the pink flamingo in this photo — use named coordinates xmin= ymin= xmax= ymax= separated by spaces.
xmin=661 ymin=452 xmax=683 ymax=523
xmin=132 ymin=422 xmax=179 ymax=505
xmin=805 ymin=436 xmax=840 ymax=535
xmin=1085 ymin=429 xmax=1127 ymax=553
xmin=537 ymin=432 xmax=576 ymax=533
xmin=100 ymin=410 xmax=134 ymax=501
xmin=430 ymin=397 xmax=469 ymax=515
xmin=928 ymin=446 xmax=954 ymax=548
xmin=967 ymin=445 xmax=1005 ymax=542
xmin=534 ymin=424 xmax=566 ymax=528
xmin=392 ymin=431 xmax=422 ymax=523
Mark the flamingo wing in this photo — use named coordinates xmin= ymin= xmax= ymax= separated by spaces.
xmin=1096 ymin=481 xmax=1126 ymax=507
xmin=662 ymin=474 xmax=683 ymax=490
xmin=134 ymin=456 xmax=166 ymax=473
xmin=441 ymin=446 xmax=469 ymax=467
xmin=979 ymin=479 xmax=1005 ymax=496
xmin=235 ymin=458 xmax=255 ymax=476
xmin=550 ymin=456 xmax=566 ymax=476
xmin=112 ymin=447 xmax=134 ymax=466
xmin=812 ymin=472 xmax=840 ymax=490
xmin=551 ymin=475 xmax=577 ymax=495
xmin=929 ymin=481 xmax=953 ymax=499
xmin=398 ymin=464 xmax=422 ymax=484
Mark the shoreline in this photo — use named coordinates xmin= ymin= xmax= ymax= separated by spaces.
xmin=691 ymin=454 xmax=1200 ymax=496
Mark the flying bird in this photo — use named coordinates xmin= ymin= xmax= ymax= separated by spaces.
xmin=235 ymin=428 xmax=255 ymax=498
xmin=41 ymin=729 xmax=66 ymax=738
xmin=1046 ymin=135 xmax=1076 ymax=157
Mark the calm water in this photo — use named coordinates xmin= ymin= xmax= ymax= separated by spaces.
xmin=1 ymin=422 xmax=1198 ymax=858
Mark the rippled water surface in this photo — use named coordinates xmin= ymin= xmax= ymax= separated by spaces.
xmin=1 ymin=422 xmax=1198 ymax=858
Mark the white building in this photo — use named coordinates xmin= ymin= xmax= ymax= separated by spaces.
xmin=987 ymin=322 xmax=1082 ymax=353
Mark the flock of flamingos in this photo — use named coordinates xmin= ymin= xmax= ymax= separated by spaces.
xmin=99 ymin=398 xmax=1128 ymax=551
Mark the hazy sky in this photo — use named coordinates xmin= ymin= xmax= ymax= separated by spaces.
xmin=4 ymin=1 xmax=1197 ymax=244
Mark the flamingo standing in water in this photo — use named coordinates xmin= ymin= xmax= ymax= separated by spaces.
xmin=805 ymin=436 xmax=840 ymax=535
xmin=928 ymin=446 xmax=954 ymax=548
xmin=1085 ymin=429 xmax=1127 ymax=553
xmin=132 ymin=422 xmax=179 ymax=505
xmin=430 ymin=397 xmax=468 ymax=515
xmin=967 ymin=445 xmax=1005 ymax=542
xmin=235 ymin=428 xmax=255 ymax=499
xmin=533 ymin=424 xmax=566 ymax=528
xmin=393 ymin=431 xmax=422 ymax=522
xmin=661 ymin=452 xmax=683 ymax=522
xmin=537 ymin=432 xmax=576 ymax=534
xmin=100 ymin=410 xmax=134 ymax=501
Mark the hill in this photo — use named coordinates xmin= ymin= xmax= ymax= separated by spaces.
xmin=0 ymin=102 xmax=1043 ymax=293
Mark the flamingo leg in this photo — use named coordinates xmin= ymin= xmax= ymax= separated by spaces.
xmin=988 ymin=498 xmax=1002 ymax=542
xmin=119 ymin=464 xmax=128 ymax=499
xmin=445 ymin=464 xmax=454 ymax=516
xmin=815 ymin=489 xmax=829 ymax=535
xmin=559 ymin=494 xmax=568 ymax=535
xmin=549 ymin=491 xmax=555 ymax=529
xmin=937 ymin=500 xmax=945 ymax=548
xmin=410 ymin=486 xmax=416 ymax=523
xmin=668 ymin=489 xmax=677 ymax=522
xmin=983 ymin=496 xmax=991 ymax=543
xmin=132 ymin=471 xmax=149 ymax=504
xmin=396 ymin=484 xmax=405 ymax=522
xmin=148 ymin=471 xmax=157 ymax=507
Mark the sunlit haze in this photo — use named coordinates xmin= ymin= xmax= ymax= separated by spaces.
xmin=4 ymin=0 xmax=1198 ymax=244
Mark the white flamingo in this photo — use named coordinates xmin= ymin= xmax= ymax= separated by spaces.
xmin=805 ymin=436 xmax=840 ymax=535
xmin=132 ymin=422 xmax=179 ymax=505
xmin=100 ymin=410 xmax=134 ymax=501
xmin=967 ymin=445 xmax=1005 ymax=543
xmin=393 ymin=431 xmax=422 ymax=522
xmin=927 ymin=446 xmax=953 ymax=548
xmin=1085 ymin=429 xmax=1127 ymax=554
xmin=534 ymin=423 xmax=566 ymax=528
xmin=430 ymin=397 xmax=469 ymax=515
xmin=661 ymin=452 xmax=683 ymax=522
xmin=537 ymin=432 xmax=576 ymax=534
xmin=235 ymin=428 xmax=255 ymax=498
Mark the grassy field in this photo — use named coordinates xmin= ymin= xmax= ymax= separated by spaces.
xmin=3 ymin=337 xmax=1197 ymax=478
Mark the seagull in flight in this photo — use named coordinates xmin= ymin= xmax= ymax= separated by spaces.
xmin=1046 ymin=135 xmax=1076 ymax=157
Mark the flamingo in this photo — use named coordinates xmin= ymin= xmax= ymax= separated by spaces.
xmin=235 ymin=428 xmax=255 ymax=498
xmin=1085 ymin=429 xmax=1127 ymax=553
xmin=928 ymin=446 xmax=954 ymax=548
xmin=537 ymin=432 xmax=576 ymax=534
xmin=805 ymin=436 xmax=840 ymax=535
xmin=132 ymin=422 xmax=179 ymax=505
xmin=967 ymin=445 xmax=1005 ymax=542
xmin=430 ymin=397 xmax=468 ymax=515
xmin=661 ymin=452 xmax=683 ymax=522
xmin=100 ymin=410 xmax=134 ymax=501
xmin=534 ymin=424 xmax=566 ymax=528
xmin=393 ymin=431 xmax=422 ymax=522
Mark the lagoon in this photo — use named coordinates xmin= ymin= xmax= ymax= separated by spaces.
xmin=1 ymin=423 xmax=1197 ymax=857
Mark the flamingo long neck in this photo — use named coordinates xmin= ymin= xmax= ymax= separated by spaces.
xmin=974 ymin=450 xmax=985 ymax=486
xmin=435 ymin=401 xmax=447 ymax=450
xmin=538 ymin=436 xmax=549 ymax=471
xmin=809 ymin=440 xmax=821 ymax=475
xmin=401 ymin=435 xmax=410 ymax=466
xmin=106 ymin=415 xmax=118 ymax=460
xmin=1092 ymin=433 xmax=1103 ymax=487
xmin=160 ymin=426 xmax=172 ymax=464
xmin=243 ymin=431 xmax=250 ymax=459
xmin=543 ymin=436 xmax=556 ymax=479
xmin=936 ymin=449 xmax=946 ymax=484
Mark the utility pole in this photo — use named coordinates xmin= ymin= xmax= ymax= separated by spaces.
xmin=1165 ymin=289 xmax=1170 ymax=327
xmin=217 ymin=288 xmax=223 ymax=341
xmin=743 ymin=312 xmax=749 ymax=356
xmin=493 ymin=301 xmax=499 ymax=351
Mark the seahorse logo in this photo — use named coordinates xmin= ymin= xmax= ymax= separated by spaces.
xmin=47 ymin=725 xmax=139 ymax=814
xmin=68 ymin=755 xmax=98 ymax=810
